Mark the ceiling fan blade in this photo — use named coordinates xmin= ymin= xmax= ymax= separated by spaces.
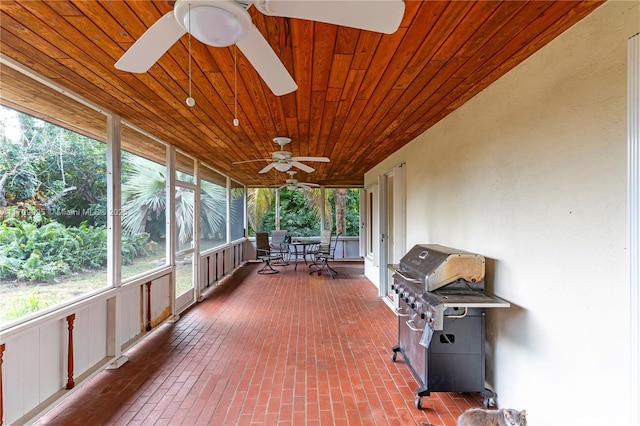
xmin=255 ymin=0 xmax=405 ymax=34
xmin=301 ymin=182 xmax=320 ymax=187
xmin=259 ymin=162 xmax=278 ymax=174
xmin=290 ymin=161 xmax=315 ymax=173
xmin=115 ymin=12 xmax=186 ymax=73
xmin=290 ymin=156 xmax=330 ymax=163
xmin=236 ymin=23 xmax=297 ymax=96
xmin=232 ymin=158 xmax=271 ymax=165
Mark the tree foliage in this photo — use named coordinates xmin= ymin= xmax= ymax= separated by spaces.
xmin=119 ymin=152 xmax=229 ymax=245
xmin=0 ymin=204 xmax=148 ymax=281
xmin=246 ymin=187 xmax=361 ymax=237
xmin=278 ymin=189 xmax=321 ymax=237
xmin=121 ymin=152 xmax=167 ymax=238
xmin=0 ymin=106 xmax=107 ymax=226
xmin=247 ymin=187 xmax=274 ymax=235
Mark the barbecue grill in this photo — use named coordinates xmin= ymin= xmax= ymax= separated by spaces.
xmin=389 ymin=244 xmax=510 ymax=409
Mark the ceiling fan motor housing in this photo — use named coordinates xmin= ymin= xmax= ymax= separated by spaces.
xmin=272 ymin=150 xmax=292 ymax=161
xmin=175 ymin=0 xmax=251 ymax=47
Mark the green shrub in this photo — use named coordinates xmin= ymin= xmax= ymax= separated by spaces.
xmin=17 ymin=252 xmax=71 ymax=281
xmin=0 ymin=208 xmax=106 ymax=281
xmin=0 ymin=205 xmax=153 ymax=282
xmin=68 ymin=223 xmax=108 ymax=268
xmin=121 ymin=232 xmax=151 ymax=265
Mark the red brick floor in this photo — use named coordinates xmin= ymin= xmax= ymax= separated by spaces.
xmin=35 ymin=261 xmax=482 ymax=426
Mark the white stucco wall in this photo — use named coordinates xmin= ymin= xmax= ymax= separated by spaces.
xmin=364 ymin=2 xmax=639 ymax=425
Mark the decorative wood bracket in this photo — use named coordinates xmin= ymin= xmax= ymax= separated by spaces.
xmin=215 ymin=252 xmax=219 ymax=282
xmin=206 ymin=256 xmax=211 ymax=288
xmin=66 ymin=314 xmax=75 ymax=389
xmin=145 ymin=281 xmax=152 ymax=331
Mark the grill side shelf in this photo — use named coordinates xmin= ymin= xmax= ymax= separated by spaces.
xmin=423 ymin=292 xmax=510 ymax=330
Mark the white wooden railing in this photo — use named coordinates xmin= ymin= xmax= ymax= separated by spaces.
xmin=246 ymin=235 xmax=361 ymax=261
xmin=0 ymin=239 xmax=247 ymax=425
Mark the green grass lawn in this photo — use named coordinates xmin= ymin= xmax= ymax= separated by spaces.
xmin=1 ymin=254 xmax=195 ymax=326
xmin=0 ymin=238 xmax=228 ymax=325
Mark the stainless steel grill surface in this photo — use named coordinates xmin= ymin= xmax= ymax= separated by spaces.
xmin=389 ymin=244 xmax=509 ymax=409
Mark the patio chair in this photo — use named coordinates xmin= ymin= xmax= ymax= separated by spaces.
xmin=270 ymin=230 xmax=290 ymax=265
xmin=308 ymin=229 xmax=332 ymax=267
xmin=255 ymin=232 xmax=284 ymax=274
xmin=309 ymin=232 xmax=340 ymax=278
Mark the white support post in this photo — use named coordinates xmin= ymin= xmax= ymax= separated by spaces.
xmin=167 ymin=147 xmax=179 ymax=323
xmin=105 ymin=115 xmax=127 ymax=369
xmin=194 ymin=161 xmax=203 ymax=302
xmin=227 ymin=177 xmax=232 ymax=244
xmin=320 ymin=187 xmax=326 ymax=231
xmin=275 ymin=188 xmax=281 ymax=230
xmin=359 ymin=189 xmax=366 ymax=258
xmin=628 ymin=32 xmax=640 ymax=426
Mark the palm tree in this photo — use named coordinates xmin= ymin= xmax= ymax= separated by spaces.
xmin=301 ymin=188 xmax=350 ymax=235
xmin=333 ymin=188 xmax=349 ymax=236
xmin=246 ymin=187 xmax=274 ymax=234
xmin=120 ymin=153 xmax=167 ymax=237
xmin=301 ymin=188 xmax=331 ymax=231
xmin=121 ymin=153 xmax=228 ymax=246
xmin=247 ymin=187 xmax=352 ymax=237
xmin=200 ymin=180 xmax=227 ymax=240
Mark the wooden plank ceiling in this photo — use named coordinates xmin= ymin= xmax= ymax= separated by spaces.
xmin=0 ymin=0 xmax=603 ymax=187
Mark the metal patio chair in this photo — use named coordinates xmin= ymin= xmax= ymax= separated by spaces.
xmin=270 ymin=229 xmax=290 ymax=265
xmin=309 ymin=232 xmax=340 ymax=278
xmin=307 ymin=229 xmax=332 ymax=267
xmin=256 ymin=232 xmax=285 ymax=274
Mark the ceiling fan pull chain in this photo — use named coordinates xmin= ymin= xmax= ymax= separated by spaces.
xmin=233 ymin=45 xmax=239 ymax=126
xmin=186 ymin=3 xmax=195 ymax=107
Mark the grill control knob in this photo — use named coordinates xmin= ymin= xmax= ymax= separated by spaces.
xmin=424 ymin=309 xmax=434 ymax=322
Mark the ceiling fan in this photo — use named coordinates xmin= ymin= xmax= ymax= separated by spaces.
xmin=114 ymin=0 xmax=405 ymax=96
xmin=277 ymin=171 xmax=320 ymax=190
xmin=234 ymin=137 xmax=330 ymax=173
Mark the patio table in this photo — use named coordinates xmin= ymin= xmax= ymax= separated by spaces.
xmin=288 ymin=240 xmax=320 ymax=270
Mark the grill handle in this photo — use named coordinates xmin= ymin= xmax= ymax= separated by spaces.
xmin=444 ymin=307 xmax=468 ymax=319
xmin=406 ymin=319 xmax=424 ymax=332
xmin=395 ymin=307 xmax=410 ymax=317
xmin=393 ymin=270 xmax=423 ymax=284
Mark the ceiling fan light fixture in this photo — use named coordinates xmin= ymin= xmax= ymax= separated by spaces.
xmin=274 ymin=163 xmax=292 ymax=172
xmin=182 ymin=4 xmax=249 ymax=47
